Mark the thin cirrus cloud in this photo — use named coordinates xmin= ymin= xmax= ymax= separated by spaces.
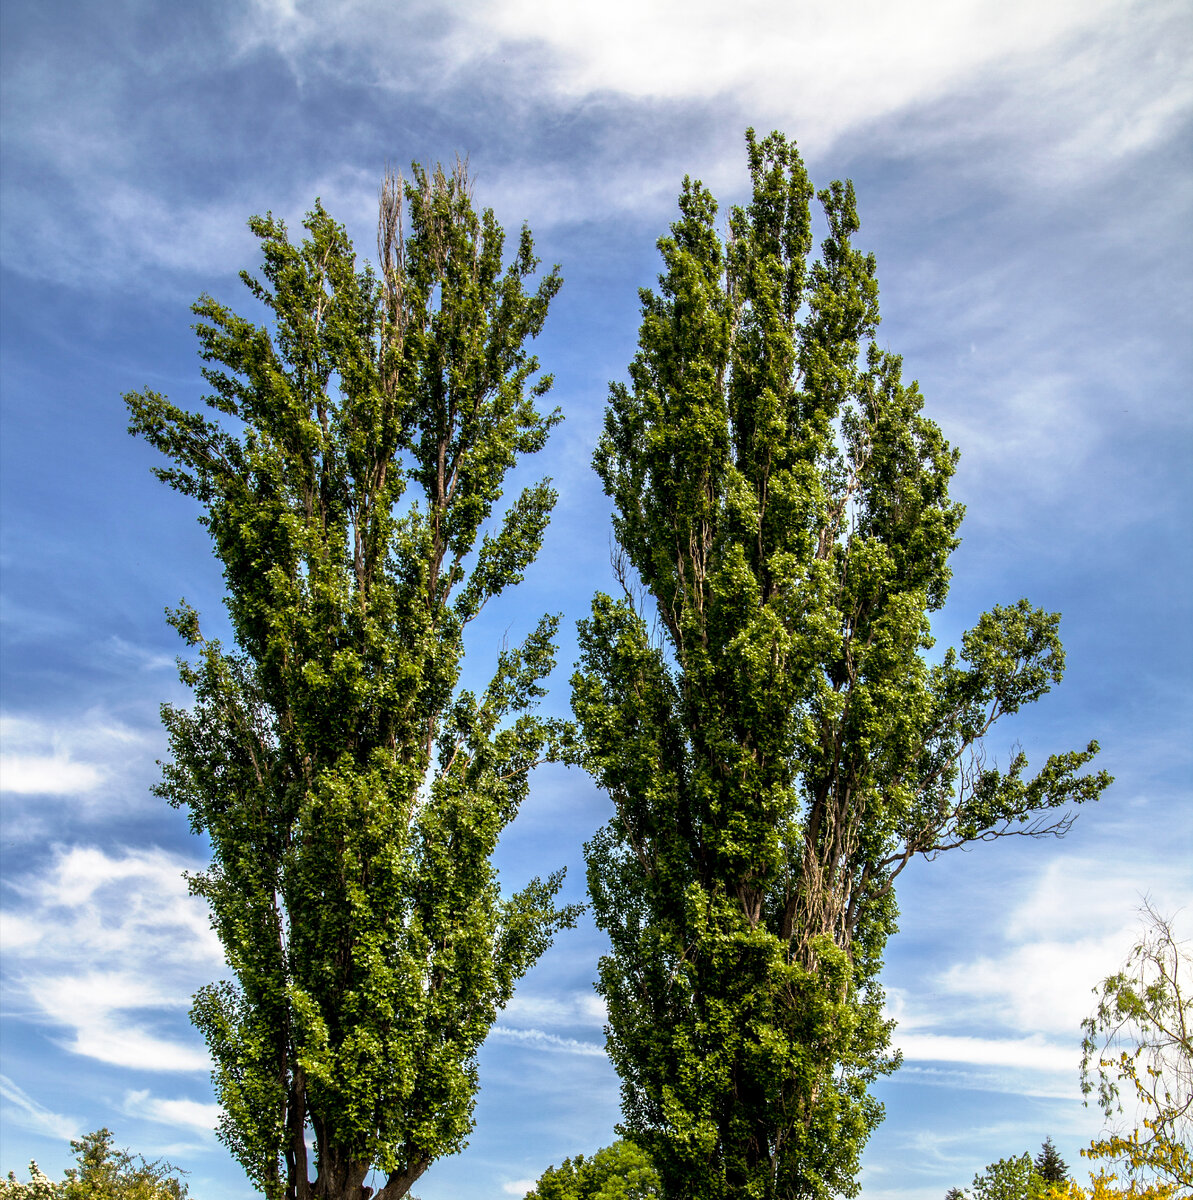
xmin=122 ymin=1089 xmax=221 ymax=1137
xmin=1 ymin=844 xmax=221 ymax=1073
xmin=498 ymin=989 xmax=607 ymax=1031
xmin=0 ymin=1074 xmax=79 ymax=1143
xmin=488 ymin=1026 xmax=607 ymax=1059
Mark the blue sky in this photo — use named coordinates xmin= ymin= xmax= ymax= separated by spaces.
xmin=1 ymin=1 xmax=1190 ymax=1196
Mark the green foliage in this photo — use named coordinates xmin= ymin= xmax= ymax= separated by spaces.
xmin=969 ymin=1153 xmax=1046 ymax=1200
xmin=1036 ymin=1138 xmax=1070 ymax=1183
xmin=126 ymin=162 xmax=577 ymax=1199
xmin=1080 ymin=906 xmax=1192 ymax=1192
xmin=524 ymin=1140 xmax=660 ymax=1200
xmin=571 ymin=129 xmax=1111 ymax=1200
xmin=1 ymin=1130 xmax=188 ymax=1199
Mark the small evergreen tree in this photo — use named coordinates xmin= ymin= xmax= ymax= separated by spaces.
xmin=1035 ymin=1139 xmax=1069 ymax=1183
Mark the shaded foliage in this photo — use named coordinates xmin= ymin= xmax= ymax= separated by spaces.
xmin=1036 ymin=1138 xmax=1070 ymax=1183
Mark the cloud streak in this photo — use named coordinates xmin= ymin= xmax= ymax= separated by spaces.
xmin=0 ymin=1074 xmax=79 ymax=1142
xmin=893 ymin=1032 xmax=1075 ymax=1073
xmin=489 ymin=1025 xmax=608 ymax=1058
xmin=122 ymin=1088 xmax=221 ymax=1137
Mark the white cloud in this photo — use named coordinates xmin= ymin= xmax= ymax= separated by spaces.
xmin=123 ymin=1089 xmax=221 ymax=1136
xmin=462 ymin=0 xmax=1190 ymax=184
xmin=885 ymin=856 xmax=1193 ymax=1091
xmin=471 ymin=0 xmax=1106 ymax=112
xmin=935 ymin=858 xmax=1192 ymax=1037
xmin=5 ymin=0 xmax=1186 ymax=297
xmin=0 ymin=712 xmax=148 ymax=797
xmin=499 ymin=989 xmax=606 ymax=1030
xmin=1004 ymin=857 xmax=1190 ymax=943
xmin=0 ymin=756 xmax=105 ymax=796
xmin=502 ymin=1181 xmax=536 ymax=1197
xmin=214 ymin=0 xmax=1193 ymax=237
xmin=245 ymin=0 xmax=1171 ymax=164
xmin=0 ymin=1074 xmax=80 ymax=1142
xmin=30 ymin=973 xmax=212 ymax=1073
xmin=893 ymin=1032 xmax=1074 ymax=1072
xmin=489 ymin=1025 xmax=608 ymax=1057
xmin=2 ymin=844 xmax=223 ymax=1073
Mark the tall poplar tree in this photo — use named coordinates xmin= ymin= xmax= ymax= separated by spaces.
xmin=127 ymin=163 xmax=578 ymax=1200
xmin=571 ymin=131 xmax=1111 ymax=1199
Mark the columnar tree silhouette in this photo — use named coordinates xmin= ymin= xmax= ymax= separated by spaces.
xmin=127 ymin=163 xmax=577 ymax=1200
xmin=571 ymin=130 xmax=1111 ymax=1199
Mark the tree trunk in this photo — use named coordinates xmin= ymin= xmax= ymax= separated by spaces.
xmin=375 ymin=1154 xmax=431 ymax=1200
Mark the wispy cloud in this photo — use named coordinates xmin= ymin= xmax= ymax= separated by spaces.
xmin=2 ymin=844 xmax=222 ymax=1073
xmin=489 ymin=1025 xmax=608 ymax=1057
xmin=0 ymin=712 xmax=147 ymax=797
xmin=893 ymin=1032 xmax=1074 ymax=1073
xmin=499 ymin=989 xmax=606 ymax=1030
xmin=935 ymin=858 xmax=1192 ymax=1036
xmin=0 ymin=1074 xmax=80 ymax=1142
xmin=469 ymin=0 xmax=1115 ymax=117
xmin=122 ymin=1089 xmax=221 ymax=1137
xmin=103 ymin=636 xmax=177 ymax=673
xmin=245 ymin=0 xmax=1184 ymax=172
xmin=4 ymin=0 xmax=1188 ymax=295
xmin=885 ymin=855 xmax=1193 ymax=1091
xmin=0 ymin=756 xmax=105 ymax=796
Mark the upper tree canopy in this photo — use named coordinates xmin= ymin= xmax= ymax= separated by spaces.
xmin=571 ymin=130 xmax=1111 ymax=1199
xmin=127 ymin=162 xmax=577 ymax=1200
xmin=524 ymin=1140 xmax=660 ymax=1200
